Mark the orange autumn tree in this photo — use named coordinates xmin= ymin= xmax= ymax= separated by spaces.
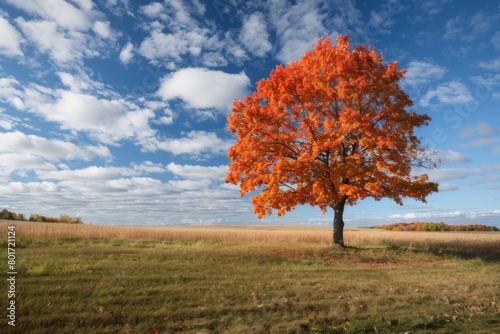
xmin=225 ymin=35 xmax=438 ymax=247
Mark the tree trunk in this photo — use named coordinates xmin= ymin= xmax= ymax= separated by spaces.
xmin=332 ymin=198 xmax=346 ymax=247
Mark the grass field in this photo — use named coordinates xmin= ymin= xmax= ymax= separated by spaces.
xmin=1 ymin=221 xmax=499 ymax=333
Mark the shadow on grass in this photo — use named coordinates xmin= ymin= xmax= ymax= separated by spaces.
xmin=426 ymin=247 xmax=500 ymax=262
xmin=379 ymin=242 xmax=500 ymax=262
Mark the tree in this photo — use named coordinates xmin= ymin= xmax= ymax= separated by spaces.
xmin=225 ymin=35 xmax=439 ymax=247
xmin=0 ymin=209 xmax=15 ymax=220
xmin=29 ymin=213 xmax=46 ymax=222
xmin=59 ymin=214 xmax=73 ymax=223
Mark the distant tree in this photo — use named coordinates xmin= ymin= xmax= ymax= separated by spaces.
xmin=27 ymin=212 xmax=83 ymax=224
xmin=29 ymin=213 xmax=46 ymax=222
xmin=226 ymin=35 xmax=438 ymax=246
xmin=59 ymin=214 xmax=73 ymax=223
xmin=379 ymin=222 xmax=498 ymax=232
xmin=0 ymin=209 xmax=15 ymax=220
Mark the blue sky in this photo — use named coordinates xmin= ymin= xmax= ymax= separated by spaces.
xmin=0 ymin=0 xmax=499 ymax=227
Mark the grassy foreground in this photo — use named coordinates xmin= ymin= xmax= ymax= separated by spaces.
xmin=1 ymin=222 xmax=499 ymax=333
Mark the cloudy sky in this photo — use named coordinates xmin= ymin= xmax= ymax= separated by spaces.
xmin=0 ymin=0 xmax=499 ymax=227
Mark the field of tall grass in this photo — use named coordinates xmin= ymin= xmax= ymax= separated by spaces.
xmin=5 ymin=221 xmax=500 ymax=257
xmin=1 ymin=221 xmax=499 ymax=333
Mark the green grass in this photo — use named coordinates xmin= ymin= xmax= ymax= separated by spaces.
xmin=2 ymin=237 xmax=499 ymax=333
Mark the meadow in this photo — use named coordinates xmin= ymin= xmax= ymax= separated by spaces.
xmin=1 ymin=221 xmax=499 ymax=333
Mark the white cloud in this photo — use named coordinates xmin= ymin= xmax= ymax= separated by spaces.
xmin=167 ymin=162 xmax=228 ymax=180
xmin=389 ymin=210 xmax=461 ymax=220
xmin=437 ymin=183 xmax=459 ymax=191
xmin=462 ymin=138 xmax=500 ymax=149
xmin=414 ymin=0 xmax=450 ymax=17
xmin=420 ymin=81 xmax=474 ymax=107
xmin=201 ymin=51 xmax=229 ymax=67
xmin=0 ymin=153 xmax=57 ymax=177
xmin=45 ymin=91 xmax=156 ymax=144
xmin=459 ymin=121 xmax=497 ymax=138
xmin=16 ymin=17 xmax=113 ymax=66
xmin=0 ymin=131 xmax=111 ymax=161
xmin=5 ymin=0 xmax=96 ymax=30
xmin=156 ymin=115 xmax=174 ymax=125
xmin=0 ymin=181 xmax=60 ymax=194
xmin=0 ymin=16 xmax=24 ymax=57
xmin=470 ymin=74 xmax=500 ymax=99
xmin=157 ymin=67 xmax=250 ymax=111
xmin=132 ymin=161 xmax=166 ymax=174
xmin=37 ymin=166 xmax=121 ymax=181
xmin=0 ymin=119 xmax=10 ymax=130
xmin=443 ymin=11 xmax=500 ymax=42
xmin=435 ymin=150 xmax=470 ymax=164
xmin=469 ymin=11 xmax=499 ymax=34
xmin=478 ymin=58 xmax=500 ymax=71
xmin=0 ymin=121 xmax=13 ymax=130
xmin=0 ymin=139 xmax=250 ymax=222
xmin=470 ymin=175 xmax=500 ymax=185
xmin=389 ymin=209 xmax=500 ymax=223
xmin=139 ymin=29 xmax=205 ymax=62
xmin=138 ymin=0 xmax=215 ymax=66
xmin=424 ymin=167 xmax=483 ymax=181
xmin=16 ymin=18 xmax=95 ymax=64
xmin=268 ymin=0 xmax=368 ymax=63
xmin=168 ymin=179 xmax=212 ymax=190
xmin=0 ymin=173 xmax=251 ymax=225
xmin=388 ymin=212 xmax=427 ymax=220
xmin=93 ymin=20 xmax=111 ymax=39
xmin=367 ymin=10 xmax=394 ymax=35
xmin=221 ymin=32 xmax=249 ymax=64
xmin=37 ymin=162 xmax=166 ymax=182
xmin=156 ymin=131 xmax=231 ymax=156
xmin=239 ymin=13 xmax=272 ymax=57
xmin=443 ymin=16 xmax=470 ymax=41
xmin=57 ymin=71 xmax=105 ymax=93
xmin=403 ymin=61 xmax=446 ymax=87
xmin=0 ymin=77 xmax=26 ymax=109
xmin=269 ymin=0 xmax=329 ymax=63
xmin=0 ymin=77 xmax=158 ymax=146
xmin=119 ymin=42 xmax=134 ymax=64
xmin=10 ymin=0 xmax=115 ymax=66
xmin=163 ymin=0 xmax=206 ymax=25
xmin=141 ymin=2 xmax=164 ymax=17
xmin=136 ymin=0 xmax=253 ymax=68
xmin=0 ymin=109 xmax=20 ymax=130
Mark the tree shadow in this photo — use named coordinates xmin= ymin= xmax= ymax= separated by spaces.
xmin=382 ymin=243 xmax=500 ymax=262
xmin=340 ymin=243 xmax=500 ymax=263
xmin=424 ymin=246 xmax=500 ymax=262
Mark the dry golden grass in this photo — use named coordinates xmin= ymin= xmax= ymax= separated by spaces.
xmin=1 ymin=220 xmax=499 ymax=333
xmin=2 ymin=221 xmax=331 ymax=243
xmin=3 ymin=220 xmax=499 ymax=256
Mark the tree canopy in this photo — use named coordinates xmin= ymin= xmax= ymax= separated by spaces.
xmin=226 ymin=35 xmax=438 ymax=246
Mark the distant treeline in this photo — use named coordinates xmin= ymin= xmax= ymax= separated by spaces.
xmin=377 ymin=222 xmax=498 ymax=232
xmin=0 ymin=209 xmax=83 ymax=224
